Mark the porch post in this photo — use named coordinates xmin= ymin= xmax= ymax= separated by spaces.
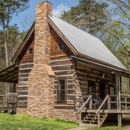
xmin=116 ymin=73 xmax=122 ymax=127
xmin=13 ymin=83 xmax=16 ymax=93
xmin=129 ymin=78 xmax=130 ymax=92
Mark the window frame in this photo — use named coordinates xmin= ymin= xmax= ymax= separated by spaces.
xmin=88 ymin=81 xmax=96 ymax=94
xmin=57 ymin=78 xmax=67 ymax=102
xmin=109 ymin=85 xmax=115 ymax=95
xmin=58 ymin=43 xmax=65 ymax=51
xmin=28 ymin=47 xmax=33 ymax=55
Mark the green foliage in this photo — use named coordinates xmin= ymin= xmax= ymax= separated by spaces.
xmin=61 ymin=0 xmax=108 ymax=35
xmin=103 ymin=21 xmax=130 ymax=71
xmin=0 ymin=0 xmax=29 ymax=29
xmin=61 ymin=0 xmax=130 ymax=72
xmin=0 ymin=113 xmax=78 ymax=130
xmin=0 ymin=25 xmax=27 ymax=68
xmin=86 ymin=126 xmax=125 ymax=130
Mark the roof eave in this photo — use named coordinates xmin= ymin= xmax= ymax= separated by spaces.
xmin=11 ymin=22 xmax=35 ymax=63
xmin=72 ymin=53 xmax=127 ymax=72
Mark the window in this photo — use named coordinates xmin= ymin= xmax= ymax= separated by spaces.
xmin=109 ymin=86 xmax=115 ymax=95
xmin=28 ymin=48 xmax=33 ymax=55
xmin=58 ymin=43 xmax=64 ymax=50
xmin=57 ymin=79 xmax=66 ymax=101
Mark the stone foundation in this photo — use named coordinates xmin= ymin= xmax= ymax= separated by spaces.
xmin=54 ymin=109 xmax=79 ymax=123
xmin=27 ymin=67 xmax=54 ymax=118
xmin=17 ymin=107 xmax=27 ymax=114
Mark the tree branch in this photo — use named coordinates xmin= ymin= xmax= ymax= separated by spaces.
xmin=97 ymin=26 xmax=130 ymax=54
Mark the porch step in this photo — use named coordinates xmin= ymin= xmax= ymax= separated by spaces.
xmin=82 ymin=112 xmax=108 ymax=127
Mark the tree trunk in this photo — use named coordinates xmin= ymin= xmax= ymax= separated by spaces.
xmin=3 ymin=30 xmax=9 ymax=105
xmin=3 ymin=30 xmax=8 ymax=68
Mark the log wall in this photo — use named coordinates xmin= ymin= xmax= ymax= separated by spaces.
xmin=20 ymin=41 xmax=34 ymax=62
xmin=17 ymin=62 xmax=33 ymax=108
xmin=50 ymin=26 xmax=72 ymax=59
xmin=50 ymin=57 xmax=76 ymax=109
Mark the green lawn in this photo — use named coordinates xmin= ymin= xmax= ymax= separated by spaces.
xmin=0 ymin=113 xmax=78 ymax=130
xmin=0 ymin=113 xmax=129 ymax=130
xmin=86 ymin=126 xmax=125 ymax=130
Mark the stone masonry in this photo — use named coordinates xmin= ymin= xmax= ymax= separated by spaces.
xmin=27 ymin=1 xmax=54 ymax=118
xmin=54 ymin=109 xmax=79 ymax=123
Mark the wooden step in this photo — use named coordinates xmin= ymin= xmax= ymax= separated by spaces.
xmin=82 ymin=112 xmax=108 ymax=127
xmin=85 ymin=116 xmax=97 ymax=120
xmin=83 ymin=120 xmax=98 ymax=124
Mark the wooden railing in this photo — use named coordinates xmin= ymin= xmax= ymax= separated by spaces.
xmin=77 ymin=95 xmax=118 ymax=112
xmin=0 ymin=93 xmax=18 ymax=108
xmin=96 ymin=95 xmax=118 ymax=114
xmin=76 ymin=94 xmax=130 ymax=113
xmin=121 ymin=94 xmax=130 ymax=110
xmin=96 ymin=95 xmax=109 ymax=114
xmin=77 ymin=95 xmax=92 ymax=113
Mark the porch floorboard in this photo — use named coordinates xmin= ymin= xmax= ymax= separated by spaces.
xmin=81 ymin=109 xmax=130 ymax=114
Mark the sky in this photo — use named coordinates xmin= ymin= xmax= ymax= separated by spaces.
xmin=10 ymin=0 xmax=78 ymax=31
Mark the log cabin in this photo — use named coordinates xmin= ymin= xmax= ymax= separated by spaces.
xmin=0 ymin=1 xmax=130 ymax=128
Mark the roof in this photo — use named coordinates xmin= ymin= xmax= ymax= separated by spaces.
xmin=48 ymin=15 xmax=127 ymax=71
xmin=0 ymin=64 xmax=18 ymax=83
xmin=11 ymin=22 xmax=35 ymax=63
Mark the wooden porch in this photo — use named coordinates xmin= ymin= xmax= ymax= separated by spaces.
xmin=76 ymin=94 xmax=130 ymax=128
xmin=0 ymin=93 xmax=18 ymax=113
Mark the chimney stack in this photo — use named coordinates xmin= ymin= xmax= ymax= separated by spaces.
xmin=27 ymin=1 xmax=54 ymax=118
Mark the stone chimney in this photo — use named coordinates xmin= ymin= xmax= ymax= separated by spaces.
xmin=27 ymin=1 xmax=54 ymax=118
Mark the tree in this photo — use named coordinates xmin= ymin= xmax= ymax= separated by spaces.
xmin=61 ymin=0 xmax=130 ymax=71
xmin=98 ymin=0 xmax=130 ymax=56
xmin=0 ymin=0 xmax=29 ymax=68
xmin=0 ymin=0 xmax=29 ymax=96
xmin=61 ymin=0 xmax=108 ymax=35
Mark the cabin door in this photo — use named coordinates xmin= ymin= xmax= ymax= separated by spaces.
xmin=99 ymin=83 xmax=106 ymax=100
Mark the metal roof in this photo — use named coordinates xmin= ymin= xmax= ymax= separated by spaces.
xmin=49 ymin=15 xmax=127 ymax=71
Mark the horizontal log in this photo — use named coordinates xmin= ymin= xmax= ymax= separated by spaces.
xmin=50 ymin=60 xmax=73 ymax=66
xmin=19 ymin=69 xmax=31 ymax=73
xmin=18 ymin=97 xmax=27 ymax=100
xmin=19 ymin=64 xmax=33 ymax=69
xmin=20 ymin=62 xmax=33 ymax=65
xmin=51 ymin=65 xmax=74 ymax=70
xmin=18 ymin=85 xmax=28 ymax=88
xmin=18 ymin=74 xmax=29 ymax=78
xmin=18 ymin=100 xmax=27 ymax=103
xmin=18 ymin=92 xmax=28 ymax=95
xmin=54 ymin=71 xmax=74 ymax=75
xmin=50 ymin=57 xmax=72 ymax=62
xmin=55 ymin=75 xmax=74 ymax=79
xmin=18 ymin=83 xmax=28 ymax=86
xmin=19 ymin=68 xmax=32 ymax=71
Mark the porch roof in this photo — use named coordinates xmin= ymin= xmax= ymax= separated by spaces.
xmin=0 ymin=64 xmax=18 ymax=83
xmin=71 ymin=55 xmax=130 ymax=78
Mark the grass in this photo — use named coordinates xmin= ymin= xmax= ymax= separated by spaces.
xmin=0 ymin=113 xmax=78 ymax=130
xmin=86 ymin=126 xmax=125 ymax=130
xmin=0 ymin=113 xmax=130 ymax=130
